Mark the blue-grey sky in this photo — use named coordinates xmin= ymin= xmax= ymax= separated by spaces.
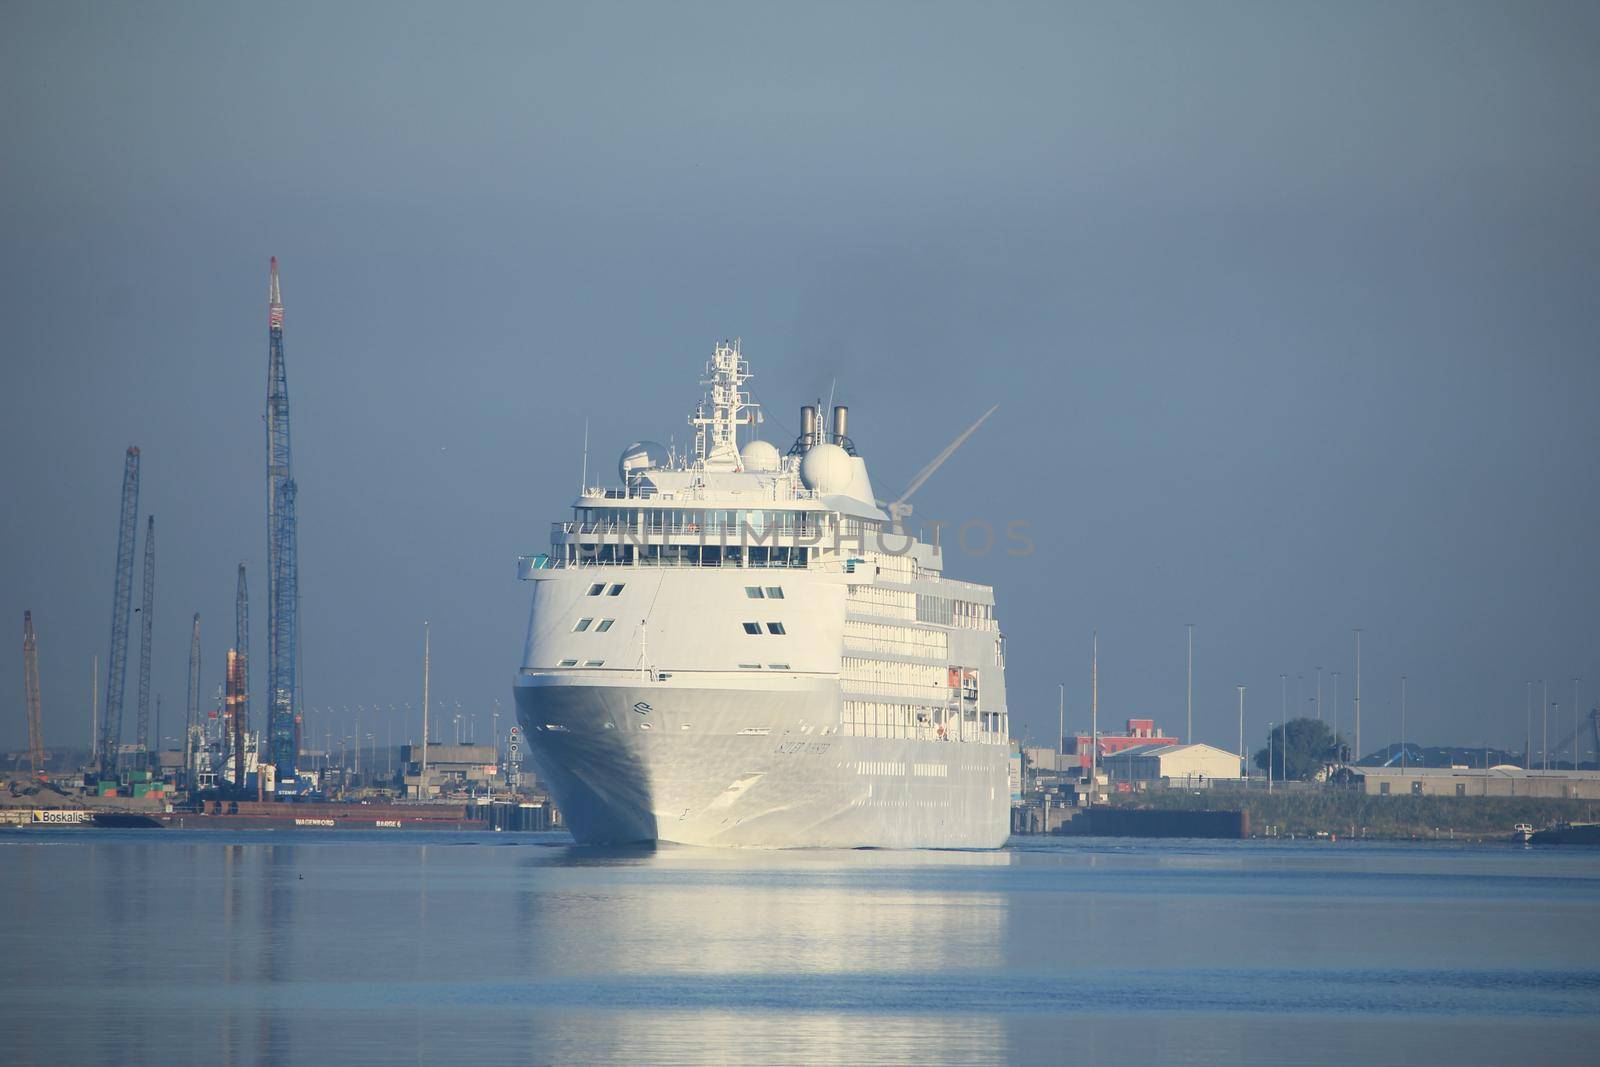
xmin=3 ymin=1 xmax=1597 ymax=759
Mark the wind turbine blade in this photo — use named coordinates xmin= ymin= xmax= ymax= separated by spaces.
xmin=893 ymin=404 xmax=999 ymax=507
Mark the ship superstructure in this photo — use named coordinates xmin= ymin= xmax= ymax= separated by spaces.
xmin=513 ymin=341 xmax=1010 ymax=848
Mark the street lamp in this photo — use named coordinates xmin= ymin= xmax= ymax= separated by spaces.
xmin=1268 ymin=722 xmax=1274 ymax=794
xmin=1237 ymin=685 xmax=1247 ymax=785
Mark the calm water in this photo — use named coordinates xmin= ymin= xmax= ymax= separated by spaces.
xmin=4 ymin=830 xmax=1598 ymax=1065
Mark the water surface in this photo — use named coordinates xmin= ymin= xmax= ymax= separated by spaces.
xmin=5 ymin=830 xmax=1597 ymax=1065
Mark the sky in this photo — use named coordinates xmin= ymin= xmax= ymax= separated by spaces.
xmin=2 ymin=1 xmax=1597 ymax=760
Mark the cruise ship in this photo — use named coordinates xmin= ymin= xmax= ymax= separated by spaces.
xmin=512 ymin=341 xmax=1011 ymax=848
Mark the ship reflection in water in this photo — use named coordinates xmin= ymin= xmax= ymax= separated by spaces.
xmin=6 ymin=832 xmax=1600 ymax=1066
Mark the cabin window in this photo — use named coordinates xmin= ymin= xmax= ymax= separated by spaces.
xmin=573 ymin=618 xmax=593 ymax=632
xmin=587 ymin=583 xmax=604 ymax=596
xmin=767 ymin=622 xmax=786 ymax=635
xmin=745 ymin=587 xmax=765 ymax=598
xmin=766 ymin=587 xmax=784 ymax=599
xmin=768 ymin=663 xmax=790 ymax=670
xmin=607 ymin=584 xmax=625 ymax=596
xmin=558 ymin=659 xmax=578 ymax=667
xmin=742 ymin=622 xmax=761 ymax=635
xmin=584 ymin=660 xmax=605 ymax=667
xmin=597 ymin=619 xmax=614 ymax=632
xmin=1379 ymin=781 xmax=1390 ymax=795
xmin=739 ymin=663 xmax=762 ymax=669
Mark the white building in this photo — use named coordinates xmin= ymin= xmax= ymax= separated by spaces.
xmin=1100 ymin=742 xmax=1242 ymax=785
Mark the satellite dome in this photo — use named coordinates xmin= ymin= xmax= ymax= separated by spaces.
xmin=740 ymin=439 xmax=781 ymax=472
xmin=618 ymin=441 xmax=669 ymax=481
xmin=799 ymin=442 xmax=852 ymax=494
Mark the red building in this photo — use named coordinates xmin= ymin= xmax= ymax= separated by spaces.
xmin=1063 ymin=718 xmax=1180 ymax=771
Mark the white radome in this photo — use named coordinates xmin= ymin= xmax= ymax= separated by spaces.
xmin=739 ymin=439 xmax=781 ymax=471
xmin=798 ymin=441 xmax=853 ymax=493
xmin=618 ymin=441 xmax=669 ymax=481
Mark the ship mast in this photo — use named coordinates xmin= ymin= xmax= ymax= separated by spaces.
xmin=689 ymin=339 xmax=756 ymax=470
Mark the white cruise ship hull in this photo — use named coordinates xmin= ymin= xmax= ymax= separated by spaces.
xmin=514 ymin=676 xmax=1010 ymax=849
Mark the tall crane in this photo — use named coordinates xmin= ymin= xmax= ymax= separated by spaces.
xmin=134 ymin=515 xmax=156 ymax=771
xmin=185 ymin=613 xmax=201 ymax=737
xmin=99 ymin=446 xmax=140 ymax=775
xmin=235 ymin=562 xmax=250 ymax=740
xmin=22 ymin=611 xmax=44 ymax=779
xmin=265 ymin=257 xmax=300 ymax=782
xmin=185 ymin=613 xmax=201 ymax=787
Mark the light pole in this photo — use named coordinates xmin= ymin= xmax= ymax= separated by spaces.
xmin=1316 ymin=667 xmax=1323 ymax=722
xmin=1058 ymin=683 xmax=1065 ymax=757
xmin=1552 ymin=703 xmax=1560 ymax=771
xmin=421 ymin=622 xmax=431 ymax=798
xmin=1280 ymin=674 xmax=1287 ymax=727
xmin=1542 ymin=680 xmax=1548 ymax=771
xmin=1237 ymin=685 xmax=1247 ymax=784
xmin=1090 ymin=631 xmax=1099 ymax=790
xmin=1400 ymin=675 xmax=1407 ymax=770
xmin=1268 ymin=722 xmax=1274 ymax=794
xmin=1186 ymin=623 xmax=1194 ymax=745
xmin=1575 ymin=678 xmax=1582 ymax=770
xmin=1354 ymin=629 xmax=1363 ymax=765
xmin=1332 ymin=672 xmax=1341 ymax=761
xmin=1526 ymin=681 xmax=1534 ymax=771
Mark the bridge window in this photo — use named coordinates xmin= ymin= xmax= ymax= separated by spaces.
xmin=584 ymin=660 xmax=605 ymax=667
xmin=558 ymin=659 xmax=578 ymax=667
xmin=586 ymin=583 xmax=605 ymax=596
xmin=767 ymin=622 xmax=786 ymax=635
xmin=742 ymin=622 xmax=761 ymax=635
xmin=607 ymin=584 xmax=625 ymax=596
xmin=766 ymin=587 xmax=784 ymax=599
xmin=596 ymin=619 xmax=614 ymax=632
xmin=745 ymin=587 xmax=765 ymax=598
xmin=573 ymin=618 xmax=593 ymax=632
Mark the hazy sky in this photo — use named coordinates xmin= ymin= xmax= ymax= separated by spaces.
xmin=3 ymin=1 xmax=1597 ymax=759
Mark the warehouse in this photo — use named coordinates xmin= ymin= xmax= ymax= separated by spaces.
xmin=1100 ymin=742 xmax=1242 ymax=786
xmin=1356 ymin=766 xmax=1600 ymax=799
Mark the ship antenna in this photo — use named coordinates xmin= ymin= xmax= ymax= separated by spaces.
xmin=580 ymin=419 xmax=589 ymax=494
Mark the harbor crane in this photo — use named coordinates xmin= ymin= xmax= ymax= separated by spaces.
xmin=22 ymin=611 xmax=45 ymax=778
xmin=134 ymin=515 xmax=156 ymax=771
xmin=98 ymin=446 xmax=140 ymax=776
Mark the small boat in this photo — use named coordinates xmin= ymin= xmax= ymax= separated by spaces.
xmin=1512 ymin=823 xmax=1534 ymax=843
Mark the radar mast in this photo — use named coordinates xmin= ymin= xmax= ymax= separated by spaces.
xmin=690 ymin=339 xmax=758 ymax=470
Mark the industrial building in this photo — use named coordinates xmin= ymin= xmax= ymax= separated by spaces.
xmin=1356 ymin=766 xmax=1600 ymax=799
xmin=1062 ymin=718 xmax=1181 ymax=772
xmin=401 ymin=743 xmax=500 ymax=798
xmin=1099 ymin=742 xmax=1243 ymax=786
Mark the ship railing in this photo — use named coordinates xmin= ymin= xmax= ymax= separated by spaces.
xmin=552 ymin=520 xmax=834 ymax=539
xmin=520 ymin=554 xmax=848 ymax=573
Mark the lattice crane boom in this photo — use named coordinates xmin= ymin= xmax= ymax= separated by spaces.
xmin=265 ymin=256 xmax=300 ymax=780
xmin=99 ymin=446 xmax=140 ymax=774
xmin=134 ymin=515 xmax=156 ymax=771
xmin=235 ymin=562 xmax=249 ymax=737
xmin=23 ymin=611 xmax=44 ymax=778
